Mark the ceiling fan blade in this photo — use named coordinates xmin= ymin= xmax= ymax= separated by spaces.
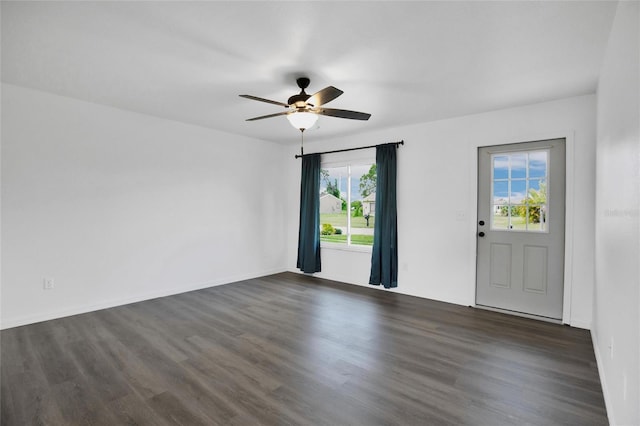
xmin=245 ymin=111 xmax=291 ymax=121
xmin=306 ymin=86 xmax=343 ymax=107
xmin=316 ymin=108 xmax=371 ymax=121
xmin=239 ymin=94 xmax=289 ymax=108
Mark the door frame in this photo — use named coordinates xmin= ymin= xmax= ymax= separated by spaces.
xmin=469 ymin=130 xmax=575 ymax=325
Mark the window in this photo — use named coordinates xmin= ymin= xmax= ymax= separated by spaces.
xmin=491 ymin=149 xmax=548 ymax=232
xmin=320 ymin=160 xmax=376 ymax=247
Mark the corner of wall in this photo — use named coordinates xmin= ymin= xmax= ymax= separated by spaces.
xmin=590 ymin=328 xmax=616 ymax=426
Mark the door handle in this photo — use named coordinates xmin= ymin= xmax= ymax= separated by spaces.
xmin=478 ymin=232 xmax=485 ymax=237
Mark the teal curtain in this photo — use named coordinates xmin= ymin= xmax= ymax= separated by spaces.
xmin=369 ymin=144 xmax=398 ymax=288
xmin=297 ymin=154 xmax=322 ymax=273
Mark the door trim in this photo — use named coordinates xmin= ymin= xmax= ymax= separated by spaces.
xmin=469 ymin=130 xmax=576 ymax=326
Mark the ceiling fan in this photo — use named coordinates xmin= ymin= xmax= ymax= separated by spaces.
xmin=240 ymin=77 xmax=371 ymax=131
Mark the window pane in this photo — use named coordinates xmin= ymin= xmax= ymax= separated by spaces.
xmin=528 ymin=179 xmax=546 ymax=211
xmin=526 ymin=205 xmax=547 ymax=231
xmin=529 ymin=178 xmax=543 ymax=191
xmin=493 ymin=155 xmax=509 ymax=179
xmin=511 ymin=153 xmax=527 ymax=179
xmin=320 ymin=166 xmax=347 ymax=244
xmin=509 ymin=204 xmax=527 ymax=230
xmin=510 ymin=180 xmax=526 ymax=204
xmin=350 ymin=221 xmax=375 ymax=245
xmin=492 ymin=205 xmax=510 ymax=230
xmin=493 ymin=181 xmax=508 ymax=204
xmin=351 ymin=163 xmax=376 ymax=246
xmin=529 ymin=151 xmax=547 ymax=178
xmin=539 ymin=205 xmax=548 ymax=229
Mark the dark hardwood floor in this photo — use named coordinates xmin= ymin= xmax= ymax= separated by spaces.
xmin=1 ymin=272 xmax=607 ymax=425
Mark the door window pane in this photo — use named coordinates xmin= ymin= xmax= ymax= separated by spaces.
xmin=493 ymin=156 xmax=509 ymax=179
xmin=510 ymin=180 xmax=527 ymax=204
xmin=529 ymin=178 xmax=544 ymax=191
xmin=492 ymin=205 xmax=510 ymax=230
xmin=510 ymin=153 xmax=527 ymax=179
xmin=490 ymin=150 xmax=549 ymax=232
xmin=493 ymin=181 xmax=508 ymax=204
xmin=526 ymin=205 xmax=547 ymax=231
xmin=529 ymin=151 xmax=547 ymax=178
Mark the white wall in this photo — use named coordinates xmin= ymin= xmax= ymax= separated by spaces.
xmin=594 ymin=2 xmax=640 ymax=425
xmin=286 ymin=94 xmax=597 ymax=328
xmin=1 ymin=83 xmax=287 ymax=329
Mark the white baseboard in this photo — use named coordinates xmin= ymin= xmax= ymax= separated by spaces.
xmin=286 ymin=267 xmax=380 ymax=291
xmin=591 ymin=328 xmax=615 ymax=426
xmin=570 ymin=318 xmax=592 ymax=329
xmin=285 ymin=267 xmax=473 ymax=307
xmin=0 ymin=267 xmax=287 ymax=330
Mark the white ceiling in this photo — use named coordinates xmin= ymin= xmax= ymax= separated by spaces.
xmin=1 ymin=1 xmax=617 ymax=144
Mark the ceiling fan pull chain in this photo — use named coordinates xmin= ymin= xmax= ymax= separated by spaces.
xmin=300 ymin=128 xmax=305 ymax=156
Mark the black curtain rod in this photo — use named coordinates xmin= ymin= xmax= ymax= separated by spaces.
xmin=294 ymin=140 xmax=404 ymax=159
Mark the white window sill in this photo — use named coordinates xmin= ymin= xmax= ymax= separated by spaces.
xmin=321 ymin=242 xmax=373 ymax=253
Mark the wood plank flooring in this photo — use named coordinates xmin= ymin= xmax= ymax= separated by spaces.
xmin=1 ymin=272 xmax=607 ymax=425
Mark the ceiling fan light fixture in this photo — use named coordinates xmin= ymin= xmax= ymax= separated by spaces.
xmin=287 ymin=111 xmax=318 ymax=130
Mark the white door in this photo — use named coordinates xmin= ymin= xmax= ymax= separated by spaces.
xmin=476 ymin=139 xmax=565 ymax=320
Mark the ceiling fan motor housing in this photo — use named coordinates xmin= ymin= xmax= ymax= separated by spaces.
xmin=288 ymin=94 xmax=310 ymax=108
xmin=288 ymin=77 xmax=312 ymax=108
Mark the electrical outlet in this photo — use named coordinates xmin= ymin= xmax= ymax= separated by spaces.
xmin=43 ymin=278 xmax=55 ymax=290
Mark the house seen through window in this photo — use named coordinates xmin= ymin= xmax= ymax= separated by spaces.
xmin=320 ymin=162 xmax=376 ymax=246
